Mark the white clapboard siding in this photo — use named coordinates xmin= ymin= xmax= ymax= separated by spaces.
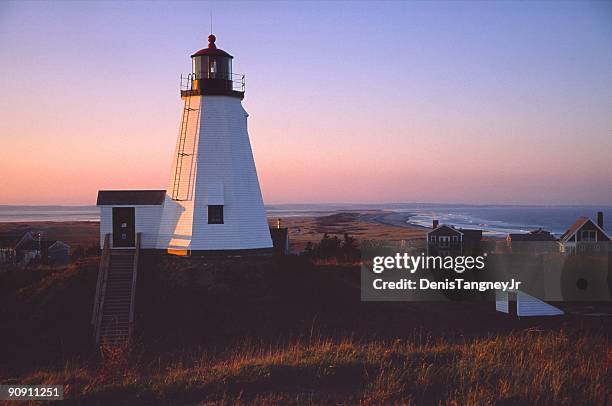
xmin=99 ymin=206 xmax=162 ymax=249
xmin=157 ymin=95 xmax=272 ymax=251
xmin=516 ymin=291 xmax=564 ymax=316
xmin=156 ymin=197 xmax=194 ymax=250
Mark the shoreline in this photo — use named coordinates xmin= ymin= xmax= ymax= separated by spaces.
xmin=362 ymin=211 xmax=430 ymax=230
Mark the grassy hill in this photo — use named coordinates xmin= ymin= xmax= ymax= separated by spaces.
xmin=1 ymin=254 xmax=610 ymax=404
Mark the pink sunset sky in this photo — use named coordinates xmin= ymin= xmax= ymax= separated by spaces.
xmin=1 ymin=1 xmax=611 ymax=205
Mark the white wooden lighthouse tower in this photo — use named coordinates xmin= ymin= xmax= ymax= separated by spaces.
xmin=156 ymin=35 xmax=272 ymax=255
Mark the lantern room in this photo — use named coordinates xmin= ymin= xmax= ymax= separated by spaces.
xmin=192 ymin=34 xmax=233 ymax=80
xmin=185 ymin=34 xmax=244 ymax=98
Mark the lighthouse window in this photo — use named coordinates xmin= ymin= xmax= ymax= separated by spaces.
xmin=208 ymin=205 xmax=224 ymax=224
xmin=209 ymin=59 xmax=217 ymax=78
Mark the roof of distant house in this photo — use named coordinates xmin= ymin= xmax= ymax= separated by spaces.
xmin=15 ymin=232 xmax=58 ymax=250
xmin=428 ymin=225 xmax=482 ymax=240
xmin=18 ymin=240 xmax=45 ymax=251
xmin=560 ymin=216 xmax=609 ymax=242
xmin=97 ymin=190 xmax=166 ymax=206
xmin=560 ymin=217 xmax=590 ymax=242
xmin=461 ymin=229 xmax=483 ymax=240
xmin=508 ymin=228 xmax=557 ymax=242
xmin=49 ymin=241 xmax=70 ymax=249
xmin=428 ymin=225 xmax=462 ymax=235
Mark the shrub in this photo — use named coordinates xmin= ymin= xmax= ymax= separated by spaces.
xmin=304 ymin=233 xmax=361 ymax=263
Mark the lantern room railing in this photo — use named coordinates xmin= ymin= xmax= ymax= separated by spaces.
xmin=180 ymin=72 xmax=245 ymax=93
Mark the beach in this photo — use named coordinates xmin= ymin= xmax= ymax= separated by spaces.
xmin=277 ymin=211 xmax=427 ymax=252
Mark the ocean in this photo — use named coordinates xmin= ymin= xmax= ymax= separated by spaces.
xmin=264 ymin=204 xmax=610 ymax=236
xmin=0 ymin=204 xmax=609 ymax=237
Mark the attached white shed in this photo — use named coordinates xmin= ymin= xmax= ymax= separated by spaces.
xmin=97 ymin=190 xmax=165 ymax=249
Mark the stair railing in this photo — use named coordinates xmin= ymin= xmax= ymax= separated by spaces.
xmin=128 ymin=232 xmax=142 ymax=341
xmin=92 ymin=233 xmax=111 ymax=344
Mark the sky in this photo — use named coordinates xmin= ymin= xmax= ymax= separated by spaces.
xmin=0 ymin=1 xmax=611 ymax=205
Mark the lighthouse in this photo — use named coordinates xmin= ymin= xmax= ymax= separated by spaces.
xmin=97 ymin=35 xmax=273 ymax=255
xmin=93 ymin=35 xmax=273 ymax=345
xmin=155 ymin=35 xmax=273 ymax=254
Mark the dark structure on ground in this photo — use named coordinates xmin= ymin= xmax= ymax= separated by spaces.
xmin=270 ymin=226 xmax=289 ymax=255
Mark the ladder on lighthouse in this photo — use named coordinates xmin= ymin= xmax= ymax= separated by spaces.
xmin=172 ymin=75 xmax=200 ymax=201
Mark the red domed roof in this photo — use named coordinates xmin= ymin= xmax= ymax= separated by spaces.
xmin=191 ymin=34 xmax=233 ymax=58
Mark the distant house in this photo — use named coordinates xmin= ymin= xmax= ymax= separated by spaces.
xmin=427 ymin=220 xmax=483 ymax=256
xmin=559 ymin=211 xmax=610 ymax=255
xmin=48 ymin=241 xmax=71 ymax=263
xmin=15 ymin=232 xmax=41 ymax=264
xmin=0 ymin=237 xmax=17 ymax=264
xmin=13 ymin=231 xmax=71 ymax=264
xmin=507 ymin=228 xmax=558 ymax=253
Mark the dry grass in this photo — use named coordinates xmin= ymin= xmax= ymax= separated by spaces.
xmin=17 ymin=330 xmax=610 ymax=405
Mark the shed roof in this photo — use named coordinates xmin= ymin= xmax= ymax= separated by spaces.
xmin=428 ymin=225 xmax=463 ymax=236
xmin=97 ymin=190 xmax=166 ymax=206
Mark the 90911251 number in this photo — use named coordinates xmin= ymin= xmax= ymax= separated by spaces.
xmin=1 ymin=385 xmax=64 ymax=400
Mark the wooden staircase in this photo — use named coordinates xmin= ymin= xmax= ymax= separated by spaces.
xmin=93 ymin=233 xmax=141 ymax=346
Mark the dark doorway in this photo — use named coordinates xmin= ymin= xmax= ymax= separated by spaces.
xmin=112 ymin=207 xmax=135 ymax=248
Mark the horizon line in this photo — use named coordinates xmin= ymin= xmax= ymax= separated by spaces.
xmin=1 ymin=202 xmax=611 ymax=209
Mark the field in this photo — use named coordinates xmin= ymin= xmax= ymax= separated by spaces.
xmin=0 ymin=215 xmax=610 ymax=404
xmin=14 ymin=331 xmax=610 ymax=405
